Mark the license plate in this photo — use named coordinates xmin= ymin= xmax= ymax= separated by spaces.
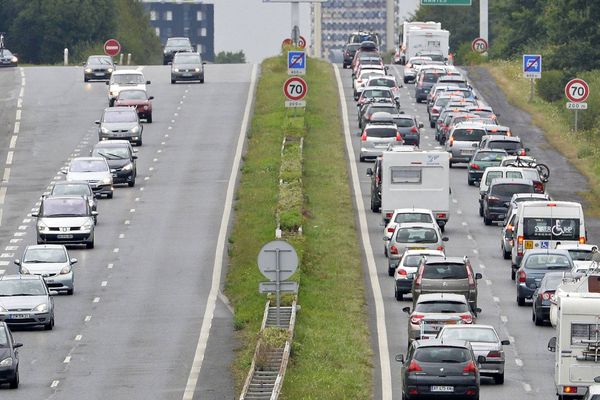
xmin=431 ymin=386 xmax=454 ymax=392
xmin=10 ymin=314 xmax=30 ymax=319
xmin=183 ymin=73 xmax=192 ymax=77
xmin=410 ymin=247 xmax=426 ymax=250
xmin=461 ymin=150 xmax=475 ymax=155
xmin=94 ymin=72 xmax=105 ymax=76
xmin=407 ymin=273 xmax=414 ymax=279
xmin=57 ymin=234 xmax=73 ymax=239
xmin=498 ymin=214 xmax=505 ymax=219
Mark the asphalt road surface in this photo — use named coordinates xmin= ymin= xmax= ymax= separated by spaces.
xmin=0 ymin=64 xmax=254 ymax=399
xmin=339 ymin=63 xmax=600 ymax=400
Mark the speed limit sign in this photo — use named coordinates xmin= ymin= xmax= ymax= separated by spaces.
xmin=565 ymin=79 xmax=590 ymax=103
xmin=471 ymin=37 xmax=488 ymax=54
xmin=283 ymin=77 xmax=307 ymax=101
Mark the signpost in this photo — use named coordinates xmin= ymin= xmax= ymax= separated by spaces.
xmin=565 ymin=78 xmax=590 ymax=133
xmin=287 ymin=51 xmax=306 ymax=75
xmin=103 ymin=39 xmax=121 ymax=57
xmin=523 ymin=54 xmax=542 ymax=102
xmin=283 ymin=76 xmax=307 ymax=108
xmin=471 ymin=37 xmax=488 ymax=54
xmin=257 ymin=240 xmax=299 ymax=327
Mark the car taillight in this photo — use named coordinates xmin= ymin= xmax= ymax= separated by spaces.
xmin=390 ymin=245 xmax=398 ymax=255
xmin=541 ymin=291 xmax=554 ymax=300
xmin=407 ymin=360 xmax=423 ymax=372
xmin=517 ymin=235 xmax=524 ymax=256
xmin=518 ymin=269 xmax=527 ymax=283
xmin=463 ymin=360 xmax=478 ymax=374
xmin=580 ymin=236 xmax=586 ymax=244
xmin=436 ymin=213 xmax=446 ymax=219
xmin=519 ymin=149 xmax=526 ymax=156
xmin=356 ymin=79 xmax=362 ymax=84
xmin=387 ymin=227 xmax=395 ymax=233
xmin=396 ymin=133 xmax=403 ymax=142
xmin=460 ymin=314 xmax=473 ymax=324
xmin=361 ymin=132 xmax=367 ymax=141
xmin=385 ymin=212 xmax=393 ymax=220
xmin=411 ymin=127 xmax=418 ymax=133
xmin=533 ymin=181 xmax=544 ymax=193
xmin=397 ymin=268 xmax=407 ymax=276
xmin=432 ymin=107 xmax=439 ymax=114
xmin=449 ymin=137 xmax=454 ymax=147
xmin=487 ymin=195 xmax=500 ymax=203
xmin=564 ymin=387 xmax=578 ymax=394
xmin=466 ymin=389 xmax=477 ymax=396
xmin=410 ymin=314 xmax=424 ymax=325
xmin=470 ymin=163 xmax=480 ymax=170
xmin=436 ymin=245 xmax=444 ymax=251
xmin=487 ymin=351 xmax=502 ymax=358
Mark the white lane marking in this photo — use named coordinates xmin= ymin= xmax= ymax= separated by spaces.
xmin=136 ymin=66 xmax=145 ymax=71
xmin=63 ymin=356 xmax=71 ymax=363
xmin=9 ymin=135 xmax=17 ymax=149
xmin=462 ymin=221 xmax=468 ymax=226
xmin=523 ymin=383 xmax=532 ymax=392
xmin=485 ymin=279 xmax=492 ymax=286
xmin=93 ymin=297 xmax=100 ymax=303
xmin=0 ymin=261 xmax=8 ymax=266
xmin=124 ymin=220 xmax=130 ymax=225
xmin=157 ymin=149 xmax=162 ymax=153
xmin=21 ymin=78 xmax=25 ymax=86
xmin=479 ymin=264 xmax=486 ymax=269
xmin=18 ymin=225 xmax=27 ymax=230
xmin=2 ymin=168 xmax=9 ymax=183
xmin=17 ymin=98 xmax=22 ymax=108
xmin=19 ymin=87 xmax=24 ymax=97
xmin=6 ymin=151 xmax=13 ymax=166
xmin=0 ymin=187 xmax=6 ymax=205
xmin=501 ymin=315 xmax=508 ymax=323
xmin=0 ymin=270 xmax=4 ymax=275
xmin=14 ymin=232 xmax=25 ymax=237
xmin=153 ymin=158 xmax=158 ymax=162
xmin=129 ymin=209 xmax=135 ymax=213
xmin=144 ymin=177 xmax=150 ymax=181
xmin=50 ymin=380 xmax=59 ymax=388
xmin=509 ymin=335 xmax=515 ymax=343
xmin=182 ymin=64 xmax=258 ymax=400
xmin=493 ymin=296 xmax=500 ymax=303
xmin=84 ymin=315 xmax=92 ymax=322
xmin=75 ymin=335 xmax=82 ymax=341
xmin=135 ymin=197 xmax=139 ymax=202
xmin=107 ymin=263 xmax=114 ymax=269
xmin=472 ymin=249 xmax=479 ymax=254
xmin=113 ymin=248 xmax=119 ymax=253
xmin=467 ymin=234 xmax=473 ymax=240
xmin=515 ymin=358 xmax=523 ymax=367
xmin=13 ymin=122 xmax=19 ymax=134
xmin=168 ymin=126 xmax=173 ymax=130
xmin=456 ymin=209 xmax=462 ymax=215
xmin=171 ymin=119 xmax=175 ymax=123
xmin=119 ymin=234 xmax=125 ymax=239
xmin=148 ymin=167 xmax=154 ymax=171
xmin=5 ymin=246 xmax=17 ymax=251
xmin=139 ymin=187 xmax=144 ymax=191
xmin=9 ymin=239 xmax=21 ymax=244
xmin=15 ymin=110 xmax=21 ymax=121
xmin=452 ymin=198 xmax=458 ymax=204
xmin=0 ymin=253 xmax=13 ymax=258
xmin=161 ymin=142 xmax=165 ymax=145
xmin=101 ymin=281 xmax=107 ymax=287
xmin=174 ymin=113 xmax=179 ymax=117
xmin=329 ymin=65 xmax=393 ymax=400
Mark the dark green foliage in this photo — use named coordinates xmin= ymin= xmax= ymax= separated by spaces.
xmin=215 ymin=50 xmax=246 ymax=64
xmin=537 ymin=70 xmax=570 ymax=102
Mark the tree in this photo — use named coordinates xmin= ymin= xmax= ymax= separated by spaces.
xmin=215 ymin=50 xmax=246 ymax=64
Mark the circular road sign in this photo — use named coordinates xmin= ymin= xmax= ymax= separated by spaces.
xmin=298 ymin=35 xmax=307 ymax=49
xmin=103 ymin=39 xmax=121 ymax=57
xmin=565 ymin=78 xmax=590 ymax=103
xmin=471 ymin=37 xmax=488 ymax=54
xmin=283 ymin=76 xmax=307 ymax=101
xmin=257 ymin=240 xmax=298 ymax=281
xmin=282 ymin=38 xmax=293 ymax=47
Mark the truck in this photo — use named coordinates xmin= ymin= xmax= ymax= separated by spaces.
xmin=380 ymin=149 xmax=450 ymax=231
xmin=398 ymin=21 xmax=448 ymax=65
xmin=548 ymin=292 xmax=600 ymax=399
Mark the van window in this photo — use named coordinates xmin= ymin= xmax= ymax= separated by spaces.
xmin=422 ymin=263 xmax=468 ymax=279
xmin=491 ymin=183 xmax=533 ymax=197
xmin=523 ymin=218 xmax=580 ymax=241
xmin=571 ymin=323 xmax=600 ymax=345
xmin=452 ymin=128 xmax=486 ymax=141
xmin=394 ymin=213 xmax=433 ymax=224
xmin=485 ymin=171 xmax=502 ymax=185
xmin=391 ymin=167 xmax=421 ymax=184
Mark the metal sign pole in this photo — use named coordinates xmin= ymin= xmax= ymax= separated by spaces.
xmin=529 ymin=78 xmax=534 ymax=103
xmin=575 ymin=109 xmax=578 ymax=134
xmin=275 ymin=248 xmax=281 ymax=327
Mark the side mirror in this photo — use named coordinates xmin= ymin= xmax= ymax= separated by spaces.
xmin=94 ymin=193 xmax=102 ymax=199
xmin=92 ymin=211 xmax=99 ymax=217
xmin=60 ymin=168 xmax=67 ymax=174
xmin=475 ymin=307 xmax=482 ymax=314
xmin=501 ymin=339 xmax=510 ymax=346
xmin=477 ymin=355 xmax=486 ymax=365
xmin=366 ymin=168 xmax=373 ymax=176
xmin=442 ymin=237 xmax=449 ymax=242
xmin=94 ymin=120 xmax=101 ymax=125
xmin=31 ymin=212 xmax=39 ymax=218
xmin=402 ymin=307 xmax=411 ymax=314
xmin=13 ymin=342 xmax=23 ymax=348
xmin=395 ymin=354 xmax=405 ymax=363
xmin=472 ymin=142 xmax=479 ymax=148
xmin=114 ymin=62 xmax=119 ymax=65
xmin=148 ymin=96 xmax=154 ymax=100
xmin=383 ymin=236 xmax=390 ymax=241
xmin=525 ymin=147 xmax=531 ymax=152
xmin=49 ymin=291 xmax=59 ymax=296
xmin=548 ymin=337 xmax=557 ymax=352
xmin=81 ymin=62 xmax=86 ymax=66
xmin=14 ymin=259 xmax=21 ymax=266
xmin=132 ymin=155 xmax=138 ymax=160
xmin=105 ymin=81 xmax=110 ymax=85
xmin=146 ymin=80 xmax=151 ymax=84
xmin=419 ymin=122 xmax=424 ymax=128
xmin=70 ymin=258 xmax=78 ymax=265
xmin=168 ymin=62 xmax=172 ymax=65
xmin=475 ymin=273 xmax=482 ymax=280
xmin=202 ymin=61 xmax=207 ymax=65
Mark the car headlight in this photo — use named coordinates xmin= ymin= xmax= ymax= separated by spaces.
xmin=20 ymin=267 xmax=30 ymax=274
xmin=11 ymin=57 xmax=17 ymax=63
xmin=37 ymin=221 xmax=48 ymax=231
xmin=34 ymin=303 xmax=48 ymax=313
xmin=101 ymin=177 xmax=112 ymax=185
xmin=195 ymin=67 xmax=201 ymax=72
xmin=0 ymin=357 xmax=13 ymax=367
xmin=173 ymin=68 xmax=179 ymax=72
xmin=60 ymin=265 xmax=72 ymax=274
xmin=163 ymin=49 xmax=168 ymax=54
xmin=82 ymin=221 xmax=93 ymax=231
xmin=107 ymin=68 xmax=113 ymax=73
xmin=131 ymin=126 xmax=140 ymax=134
xmin=101 ymin=127 xmax=109 ymax=134
xmin=110 ymin=91 xmax=118 ymax=97
xmin=122 ymin=162 xmax=133 ymax=171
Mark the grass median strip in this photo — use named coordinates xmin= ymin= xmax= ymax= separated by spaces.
xmin=224 ymin=55 xmax=371 ymax=398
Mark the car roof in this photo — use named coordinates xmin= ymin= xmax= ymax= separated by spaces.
xmin=0 ymin=274 xmax=43 ymax=281
xmin=511 ymin=193 xmax=549 ymax=200
xmin=370 ymin=112 xmax=396 ymax=122
xmin=475 ymin=149 xmax=507 ymax=153
xmin=174 ymin=51 xmax=200 ymax=57
xmin=24 ymin=244 xmax=67 ymax=251
xmin=395 ymin=222 xmax=439 ymax=229
xmin=403 ymin=249 xmax=445 ymax=257
xmin=44 ymin=195 xmax=86 ymax=202
xmin=441 ymin=324 xmax=496 ymax=331
xmin=451 ymin=122 xmax=487 ymax=129
xmin=417 ymin=293 xmax=468 ymax=303
xmin=424 ymin=256 xmax=466 ymax=265
xmin=71 ymin=156 xmax=107 ymax=162
xmin=393 ymin=208 xmax=435 ymax=214
xmin=112 ymin=70 xmax=143 ymax=75
xmin=556 ymin=243 xmax=598 ymax=251
xmin=482 ymin=134 xmax=521 ymax=142
xmin=93 ymin=140 xmax=131 ymax=147
xmin=414 ymin=338 xmax=471 ymax=349
xmin=53 ymin=180 xmax=91 ymax=185
xmin=524 ymin=249 xmax=572 ymax=257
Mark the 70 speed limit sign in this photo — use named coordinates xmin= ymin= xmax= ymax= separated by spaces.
xmin=283 ymin=77 xmax=307 ymax=101
xmin=565 ymin=79 xmax=590 ymax=103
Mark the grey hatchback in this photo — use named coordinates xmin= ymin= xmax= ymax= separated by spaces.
xmin=0 ymin=275 xmax=55 ymax=330
xmin=171 ymin=52 xmax=205 ymax=83
xmin=445 ymin=123 xmax=487 ymax=166
xmin=96 ymin=107 xmax=143 ymax=146
xmin=516 ymin=249 xmax=574 ymax=306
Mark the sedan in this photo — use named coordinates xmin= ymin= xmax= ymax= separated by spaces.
xmin=0 ymin=48 xmax=17 ymax=67
xmin=91 ymin=140 xmax=137 ymax=187
xmin=66 ymin=157 xmax=113 ymax=198
xmin=0 ymin=275 xmax=55 ymax=330
xmin=15 ymin=245 xmax=77 ymax=295
xmin=0 ymin=322 xmax=21 ymax=388
xmin=516 ymin=249 xmax=574 ymax=306
xmin=114 ymin=89 xmax=153 ymax=123
xmin=96 ymin=107 xmax=143 ymax=146
xmin=532 ymin=271 xmax=565 ymax=325
xmin=437 ymin=325 xmax=510 ymax=384
xmin=83 ymin=55 xmax=115 ymax=81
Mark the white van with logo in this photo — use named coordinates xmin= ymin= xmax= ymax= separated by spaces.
xmin=510 ymin=201 xmax=586 ymax=279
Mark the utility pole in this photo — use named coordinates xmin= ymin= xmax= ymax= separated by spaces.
xmin=480 ymin=0 xmax=488 ymax=53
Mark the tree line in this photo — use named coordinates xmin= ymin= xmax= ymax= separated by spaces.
xmin=0 ymin=0 xmax=162 ymax=64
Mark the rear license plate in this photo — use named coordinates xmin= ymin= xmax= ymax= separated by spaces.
xmin=410 ymin=247 xmax=426 ymax=250
xmin=10 ymin=314 xmax=30 ymax=319
xmin=498 ymin=214 xmax=505 ymax=219
xmin=431 ymin=386 xmax=454 ymax=392
xmin=406 ymin=273 xmax=414 ymax=279
xmin=57 ymin=234 xmax=73 ymax=239
xmin=461 ymin=150 xmax=475 ymax=155
xmin=112 ymin=173 xmax=118 ymax=177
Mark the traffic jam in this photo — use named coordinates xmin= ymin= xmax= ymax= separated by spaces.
xmin=343 ymin=23 xmax=599 ymax=400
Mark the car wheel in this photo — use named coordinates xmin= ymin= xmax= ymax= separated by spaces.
xmin=440 ymin=225 xmax=445 ymax=233
xmin=9 ymin=367 xmax=18 ymax=389
xmin=468 ymin=178 xmax=474 ymax=186
xmin=517 ymin=295 xmax=525 ymax=306
xmin=388 ymin=265 xmax=395 ymax=277
xmin=147 ymin=113 xmax=152 ymax=123
xmin=107 ymin=192 xmax=113 ymax=199
xmin=430 ymin=121 xmax=435 ymax=128
xmin=534 ymin=308 xmax=543 ymax=325
xmin=171 ymin=79 xmax=176 ymax=84
xmin=94 ymin=216 xmax=98 ymax=225
xmin=128 ymin=178 xmax=135 ymax=188
xmin=484 ymin=215 xmax=492 ymax=226
xmin=66 ymin=288 xmax=74 ymax=296
xmin=511 ymin=267 xmax=516 ymax=280
xmin=395 ymin=287 xmax=404 ymax=301
xmin=403 ymin=78 xmax=408 ymax=84
xmin=359 ymin=156 xmax=365 ymax=162
xmin=449 ymin=161 xmax=453 ymax=168
xmin=494 ymin=373 xmax=504 ymax=384
xmin=44 ymin=317 xmax=54 ymax=330
xmin=86 ymin=239 xmax=94 ymax=249
xmin=479 ymin=206 xmax=483 ymax=217
xmin=137 ymin=138 xmax=143 ymax=146
xmin=84 ymin=77 xmax=89 ymax=82
xmin=503 ymin=247 xmax=511 ymax=260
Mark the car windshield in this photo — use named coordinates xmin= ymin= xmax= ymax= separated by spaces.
xmin=0 ymin=49 xmax=13 ymax=57
xmin=395 ymin=213 xmax=433 ymax=224
xmin=118 ymin=90 xmax=147 ymax=100
xmin=104 ymin=110 xmax=137 ymax=123
xmin=363 ymin=89 xmax=392 ymax=99
xmin=166 ymin=38 xmax=191 ymax=47
xmin=23 ymin=248 xmax=68 ymax=263
xmin=415 ymin=301 xmax=469 ymax=313
xmin=0 ymin=328 xmax=7 ymax=346
xmin=394 ymin=117 xmax=415 ymax=128
xmin=452 ymin=128 xmax=486 ymax=142
xmin=489 ymin=141 xmax=521 ymax=150
xmin=440 ymin=328 xmax=499 ymax=343
xmin=41 ymin=198 xmax=87 ymax=217
xmin=413 ymin=347 xmax=470 ymax=363
xmin=52 ymin=184 xmax=90 ymax=196
xmin=92 ymin=147 xmax=130 ymax=160
xmin=475 ymin=152 xmax=505 ymax=162
xmin=395 ymin=228 xmax=438 ymax=244
xmin=346 ymin=44 xmax=360 ymax=51
xmin=423 ymin=263 xmax=468 ymax=279
xmin=0 ymin=280 xmax=46 ymax=296
xmin=174 ymin=54 xmax=201 ymax=64
xmin=69 ymin=160 xmax=108 ymax=173
xmin=87 ymin=56 xmax=112 ymax=65
xmin=366 ymin=127 xmax=397 ymax=138
xmin=111 ymin=74 xmax=145 ymax=84
xmin=369 ymin=78 xmax=394 ymax=87
xmin=491 ymin=183 xmax=534 ymax=197
xmin=568 ymin=250 xmax=595 ymax=261
xmin=524 ymin=254 xmax=571 ymax=269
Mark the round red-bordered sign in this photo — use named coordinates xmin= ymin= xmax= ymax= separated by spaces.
xmin=104 ymin=39 xmax=121 ymax=57
xmin=298 ymin=35 xmax=307 ymax=49
xmin=283 ymin=77 xmax=307 ymax=101
xmin=471 ymin=37 xmax=488 ymax=54
xmin=282 ymin=38 xmax=293 ymax=47
xmin=565 ymin=78 xmax=590 ymax=103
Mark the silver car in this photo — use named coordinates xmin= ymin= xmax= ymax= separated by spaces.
xmin=437 ymin=325 xmax=510 ymax=384
xmin=359 ymin=121 xmax=402 ymax=162
xmin=0 ymin=275 xmax=55 ymax=330
xmin=385 ymin=222 xmax=447 ymax=273
xmin=65 ymin=157 xmax=113 ymax=198
xmin=15 ymin=245 xmax=77 ymax=295
xmin=49 ymin=180 xmax=98 ymax=221
xmin=33 ymin=196 xmax=97 ymax=248
xmin=445 ymin=122 xmax=487 ymax=166
xmin=95 ymin=107 xmax=143 ymax=146
xmin=171 ymin=52 xmax=205 ymax=83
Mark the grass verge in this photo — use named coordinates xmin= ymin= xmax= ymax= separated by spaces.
xmin=224 ymin=55 xmax=372 ymax=398
xmin=485 ymin=60 xmax=600 ymax=215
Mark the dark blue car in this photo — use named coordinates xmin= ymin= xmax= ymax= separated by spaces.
xmin=516 ymin=249 xmax=574 ymax=306
xmin=0 ymin=321 xmax=21 ymax=388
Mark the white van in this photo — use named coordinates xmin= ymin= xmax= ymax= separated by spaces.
xmin=510 ymin=201 xmax=586 ymax=278
xmin=380 ymin=150 xmax=449 ymax=230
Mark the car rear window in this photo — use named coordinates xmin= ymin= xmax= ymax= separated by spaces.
xmin=422 ymin=263 xmax=468 ymax=279
xmin=474 ymin=152 xmax=505 ymax=162
xmin=363 ymin=89 xmax=392 ymax=99
xmin=451 ymin=128 xmax=486 ymax=142
xmin=491 ymin=183 xmax=534 ymax=197
xmin=489 ymin=141 xmax=521 ymax=150
xmin=366 ymin=127 xmax=397 ymax=138
xmin=395 ymin=228 xmax=438 ymax=243
xmin=413 ymin=347 xmax=470 ymax=363
xmin=439 ymin=328 xmax=498 ymax=343
xmin=422 ymin=72 xmax=444 ymax=83
xmin=394 ymin=213 xmax=433 ymax=224
xmin=524 ymin=254 xmax=572 ymax=269
xmin=52 ymin=184 xmax=89 ymax=196
xmin=414 ymin=301 xmax=469 ymax=313
xmin=403 ymin=255 xmax=426 ymax=268
xmin=370 ymin=106 xmax=398 ymax=115
xmin=523 ymin=218 xmax=580 ymax=241
xmin=394 ymin=117 xmax=415 ymax=128
xmin=369 ymin=78 xmax=394 ymax=87
xmin=568 ymin=250 xmax=594 ymax=261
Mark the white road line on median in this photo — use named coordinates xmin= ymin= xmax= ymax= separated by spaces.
xmin=461 ymin=221 xmax=468 ymax=226
xmin=75 ymin=335 xmax=82 ymax=341
xmin=17 ymin=98 xmax=22 ymax=108
xmin=0 ymin=270 xmax=4 ymax=275
xmin=0 ymin=187 xmax=6 ymax=205
xmin=182 ymin=63 xmax=257 ymax=400
xmin=19 ymin=87 xmax=24 ymax=97
xmin=129 ymin=209 xmax=135 ymax=213
xmin=332 ymin=64 xmax=393 ymax=400
xmin=515 ymin=358 xmax=523 ymax=367
xmin=6 ymin=151 xmax=13 ymax=165
xmin=9 ymin=135 xmax=17 ymax=149
xmin=452 ymin=198 xmax=458 ymax=204
xmin=64 ymin=356 xmax=71 ymax=363
xmin=0 ymin=261 xmax=8 ymax=266
xmin=124 ymin=220 xmax=130 ymax=225
xmin=472 ymin=249 xmax=479 ymax=254
xmin=479 ymin=264 xmax=486 ymax=269
xmin=9 ymin=239 xmax=21 ymax=244
xmin=15 ymin=110 xmax=21 ymax=121
xmin=13 ymin=122 xmax=19 ymax=134
xmin=50 ymin=380 xmax=59 ymax=388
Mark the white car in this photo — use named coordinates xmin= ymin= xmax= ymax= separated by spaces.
xmin=65 ymin=157 xmax=114 ymax=198
xmin=394 ymin=249 xmax=444 ymax=300
xmin=403 ymin=56 xmax=432 ymax=83
xmin=556 ymin=243 xmax=599 ymax=274
xmin=384 ymin=209 xmax=438 ymax=253
xmin=353 ymin=69 xmax=385 ymax=99
xmin=107 ymin=70 xmax=150 ymax=106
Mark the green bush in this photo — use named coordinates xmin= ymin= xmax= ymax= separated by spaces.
xmin=454 ymin=42 xmax=486 ymax=66
xmin=537 ymin=70 xmax=569 ymax=102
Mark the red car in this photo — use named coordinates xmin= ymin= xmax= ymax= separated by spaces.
xmin=114 ymin=89 xmax=153 ymax=123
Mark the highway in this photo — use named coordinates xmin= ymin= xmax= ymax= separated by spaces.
xmin=0 ymin=64 xmax=255 ymax=399
xmin=338 ymin=63 xmax=600 ymax=399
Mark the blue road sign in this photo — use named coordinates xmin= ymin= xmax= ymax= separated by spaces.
xmin=523 ymin=54 xmax=542 ymax=78
xmin=288 ymin=51 xmax=305 ymax=69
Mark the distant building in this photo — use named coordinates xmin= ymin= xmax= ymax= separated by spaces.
xmin=141 ymin=0 xmax=215 ymax=61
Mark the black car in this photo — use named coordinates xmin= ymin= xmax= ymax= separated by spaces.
xmin=482 ymin=178 xmax=535 ymax=225
xmin=91 ymin=141 xmax=137 ymax=187
xmin=83 ymin=55 xmax=115 ymax=82
xmin=366 ymin=157 xmax=383 ymax=212
xmin=342 ymin=43 xmax=360 ymax=69
xmin=163 ymin=37 xmax=194 ymax=65
xmin=532 ymin=272 xmax=564 ymax=325
xmin=0 ymin=322 xmax=21 ymax=388
xmin=397 ymin=339 xmax=481 ymax=400
xmin=0 ymin=48 xmax=17 ymax=67
xmin=394 ymin=115 xmax=423 ymax=146
xmin=415 ymin=68 xmax=446 ymax=103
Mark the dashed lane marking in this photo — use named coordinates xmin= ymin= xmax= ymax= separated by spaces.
xmin=101 ymin=281 xmax=107 ymax=287
xmin=84 ymin=315 xmax=92 ymax=322
xmin=515 ymin=358 xmax=523 ymax=367
xmin=50 ymin=380 xmax=59 ymax=388
xmin=75 ymin=335 xmax=82 ymax=341
xmin=63 ymin=356 xmax=71 ymax=363
xmin=501 ymin=315 xmax=508 ymax=323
